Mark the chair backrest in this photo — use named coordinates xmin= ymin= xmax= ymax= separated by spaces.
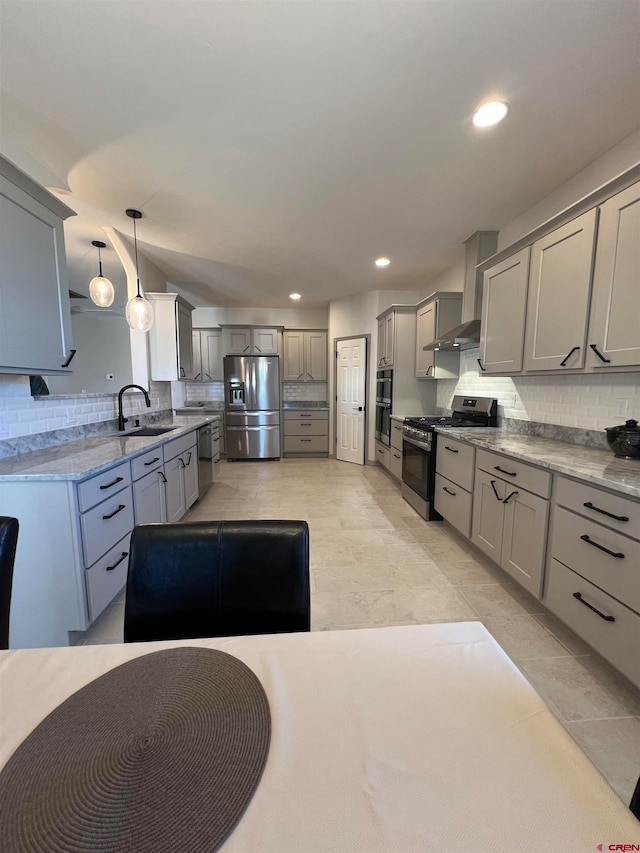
xmin=631 ymin=774 xmax=640 ymax=821
xmin=0 ymin=517 xmax=19 ymax=650
xmin=124 ymin=520 xmax=310 ymax=643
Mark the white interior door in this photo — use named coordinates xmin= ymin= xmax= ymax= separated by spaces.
xmin=336 ymin=337 xmax=366 ymax=465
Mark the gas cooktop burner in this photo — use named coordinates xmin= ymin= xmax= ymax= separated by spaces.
xmin=403 ymin=396 xmax=499 ymax=433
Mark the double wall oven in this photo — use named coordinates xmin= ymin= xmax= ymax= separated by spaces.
xmin=375 ymin=369 xmax=393 ymax=445
xmin=401 ymin=396 xmax=498 ymax=520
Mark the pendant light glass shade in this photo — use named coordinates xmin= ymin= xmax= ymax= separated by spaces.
xmin=124 ymin=209 xmax=154 ymax=332
xmin=89 ymin=241 xmax=115 ymax=307
xmin=126 ymin=294 xmax=154 ymax=331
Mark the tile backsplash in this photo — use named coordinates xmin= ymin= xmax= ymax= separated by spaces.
xmin=185 ymin=381 xmax=328 ymax=404
xmin=436 ymin=348 xmax=640 ymax=432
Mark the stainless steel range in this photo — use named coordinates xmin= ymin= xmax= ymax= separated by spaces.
xmin=401 ymin=396 xmax=498 ymax=520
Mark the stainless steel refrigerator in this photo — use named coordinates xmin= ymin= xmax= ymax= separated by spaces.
xmin=224 ymin=356 xmax=281 ymax=459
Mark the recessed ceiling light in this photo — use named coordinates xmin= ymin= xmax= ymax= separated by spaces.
xmin=375 ymin=257 xmax=391 ymax=267
xmin=289 ymin=293 xmax=301 ymax=300
xmin=472 ymin=101 xmax=509 ymax=128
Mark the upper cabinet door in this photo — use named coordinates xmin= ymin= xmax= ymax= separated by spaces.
xmin=480 ymin=247 xmax=530 ymax=373
xmin=377 ymin=318 xmax=386 ymax=367
xmin=201 ymin=329 xmax=223 ymax=380
xmin=224 ymin=328 xmax=252 ymax=354
xmin=0 ymin=175 xmax=74 ymax=374
xmin=305 ymin=331 xmax=327 ymax=380
xmin=523 ymin=209 xmax=597 ymax=372
xmin=283 ymin=331 xmax=305 ymax=380
xmin=176 ymin=301 xmax=195 ymax=379
xmin=587 ymin=182 xmax=640 ymax=368
xmin=415 ymin=303 xmax=435 ymax=378
xmin=384 ymin=313 xmax=395 ymax=367
xmin=252 ymin=328 xmax=279 ymax=354
xmin=191 ymin=331 xmax=203 ymax=380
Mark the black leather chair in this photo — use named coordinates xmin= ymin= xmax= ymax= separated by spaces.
xmin=124 ymin=520 xmax=310 ymax=643
xmin=631 ymin=775 xmax=640 ymax=820
xmin=0 ymin=517 xmax=19 ymax=650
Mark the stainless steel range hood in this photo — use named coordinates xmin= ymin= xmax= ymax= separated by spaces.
xmin=423 ymin=231 xmax=498 ymax=352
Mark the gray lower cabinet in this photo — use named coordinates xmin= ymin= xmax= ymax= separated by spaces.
xmin=544 ymin=475 xmax=640 ymax=688
xmin=283 ymin=411 xmax=329 ymax=455
xmin=164 ymin=432 xmax=199 ymax=522
xmin=471 ymin=454 xmax=550 ymax=597
xmin=133 ymin=469 xmax=167 ymax=524
xmin=434 ymin=436 xmax=475 ymax=537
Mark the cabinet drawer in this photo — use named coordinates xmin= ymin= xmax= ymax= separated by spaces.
xmin=85 ymin=534 xmax=131 ymax=623
xmin=545 ymin=558 xmax=640 ymax=689
xmin=212 ymin=454 xmax=222 ymax=480
xmin=476 ymin=448 xmax=551 ymax=498
xmin=434 ymin=474 xmax=472 ymax=538
xmin=555 ymin=476 xmax=640 ymax=537
xmin=436 ymin=437 xmax=475 ymax=492
xmin=81 ymin=487 xmax=134 ymax=568
xmin=390 ymin=448 xmax=403 ymax=480
xmin=163 ymin=430 xmax=196 ymax=462
xmin=551 ymin=506 xmax=640 ymax=614
xmin=284 ymin=419 xmax=329 ymax=436
xmin=375 ymin=442 xmax=390 ymax=469
xmin=283 ymin=435 xmax=329 ymax=453
xmin=131 ymin=448 xmax=164 ymax=481
xmin=77 ymin=461 xmax=131 ymax=512
xmin=284 ymin=410 xmax=329 ymax=421
xmin=391 ymin=421 xmax=404 ymax=452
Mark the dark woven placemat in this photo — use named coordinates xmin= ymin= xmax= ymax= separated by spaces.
xmin=0 ymin=647 xmax=271 ymax=852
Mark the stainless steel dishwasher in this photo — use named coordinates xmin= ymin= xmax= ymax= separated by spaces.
xmin=196 ymin=423 xmax=215 ymax=498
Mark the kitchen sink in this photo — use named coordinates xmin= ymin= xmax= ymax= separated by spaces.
xmin=124 ymin=426 xmax=177 ymax=436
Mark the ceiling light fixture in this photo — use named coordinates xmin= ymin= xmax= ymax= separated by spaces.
xmin=88 ymin=240 xmax=115 ymax=307
xmin=375 ymin=257 xmax=391 ymax=267
xmin=472 ymin=101 xmax=509 ymax=128
xmin=124 ymin=209 xmax=154 ymax=332
xmin=289 ymin=293 xmax=301 ymax=300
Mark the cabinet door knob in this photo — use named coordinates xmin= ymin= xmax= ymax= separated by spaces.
xmin=61 ymin=349 xmax=77 ymax=368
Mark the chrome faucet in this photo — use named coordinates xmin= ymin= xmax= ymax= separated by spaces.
xmin=117 ymin=384 xmax=151 ymax=431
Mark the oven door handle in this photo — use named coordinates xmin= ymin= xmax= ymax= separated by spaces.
xmin=403 ymin=435 xmax=431 ymax=451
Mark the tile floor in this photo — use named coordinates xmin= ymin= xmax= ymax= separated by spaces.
xmin=81 ymin=458 xmax=640 ymax=804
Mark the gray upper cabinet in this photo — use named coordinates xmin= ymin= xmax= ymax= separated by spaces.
xmin=283 ymin=330 xmax=327 ymax=381
xmin=192 ymin=329 xmax=223 ymax=381
xmin=223 ymin=326 xmax=280 ymax=355
xmin=414 ymin=293 xmax=462 ymax=379
xmin=377 ymin=311 xmax=396 ymax=367
xmin=480 ymin=247 xmax=530 ymax=373
xmin=523 ymin=209 xmax=597 ymax=372
xmin=0 ymin=157 xmax=76 ymax=375
xmin=147 ymin=293 xmax=195 ymax=380
xmin=587 ymin=181 xmax=640 ymax=368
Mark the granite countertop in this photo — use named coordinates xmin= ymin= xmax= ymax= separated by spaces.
xmin=174 ymin=403 xmax=224 ymax=412
xmin=0 ymin=414 xmax=216 ymax=482
xmin=437 ymin=427 xmax=640 ymax=499
xmin=283 ymin=402 xmax=329 ymax=410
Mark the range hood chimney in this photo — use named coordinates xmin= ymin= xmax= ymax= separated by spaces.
xmin=424 ymin=230 xmax=498 ymax=351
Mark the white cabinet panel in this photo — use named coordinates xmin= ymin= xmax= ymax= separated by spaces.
xmin=164 ymin=455 xmax=186 ymax=523
xmin=588 ymin=181 xmax=640 ymax=368
xmin=480 ymin=248 xmax=530 ymax=373
xmin=283 ymin=331 xmax=327 ymax=381
xmin=283 ymin=331 xmax=304 ymax=380
xmin=471 ymin=468 xmax=504 ymax=562
xmin=305 ymin=331 xmax=327 ymax=380
xmin=147 ymin=293 xmax=195 ymax=381
xmin=523 ymin=209 xmax=597 ymax=371
xmin=85 ymin=534 xmax=131 ymax=622
xmin=415 ymin=303 xmax=435 ymax=377
xmin=133 ymin=469 xmax=167 ymax=524
xmin=183 ymin=443 xmax=199 ymax=509
xmin=501 ymin=488 xmax=548 ymax=597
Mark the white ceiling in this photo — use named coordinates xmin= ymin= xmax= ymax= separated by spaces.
xmin=1 ymin=1 xmax=639 ymax=308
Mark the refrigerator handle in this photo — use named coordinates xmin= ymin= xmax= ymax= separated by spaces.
xmin=250 ymin=357 xmax=257 ymax=410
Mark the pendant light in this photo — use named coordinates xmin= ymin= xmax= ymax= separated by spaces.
xmin=89 ymin=240 xmax=115 ymax=307
xmin=125 ymin=209 xmax=154 ymax=332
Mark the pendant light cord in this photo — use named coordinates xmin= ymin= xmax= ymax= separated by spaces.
xmin=132 ymin=215 xmax=142 ymax=298
xmin=97 ymin=244 xmax=103 ymax=278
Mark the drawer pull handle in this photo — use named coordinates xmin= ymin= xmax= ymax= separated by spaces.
xmin=444 ymin=446 xmax=459 ymax=453
xmin=99 ymin=476 xmax=124 ymax=490
xmin=442 ymin=486 xmax=456 ymax=496
xmin=573 ymin=592 xmax=615 ymax=622
xmin=490 ymin=480 xmax=502 ymax=501
xmin=560 ymin=346 xmax=580 ymax=366
xmin=494 ymin=465 xmax=517 ymax=477
xmin=213 ymin=436 xmax=220 ymax=442
xmin=394 ymin=425 xmax=401 ymax=430
xmin=103 ymin=504 xmax=126 ymax=520
xmin=159 ymin=472 xmax=167 ymax=483
xmin=580 ymin=534 xmax=624 ymax=559
xmin=242 ymin=345 xmax=251 ymax=353
xmin=393 ymin=453 xmax=401 ymax=459
xmin=106 ymin=552 xmax=128 ymax=571
xmin=301 ymin=439 xmax=312 ymax=443
xmin=583 ymin=502 xmax=629 ymax=522
xmin=186 ymin=451 xmax=192 ymax=466
xmin=300 ymin=423 xmax=312 ymax=426
xmin=214 ymin=459 xmax=220 ymax=464
xmin=589 ymin=343 xmax=611 ymax=363
xmin=144 ymin=457 xmax=160 ymax=466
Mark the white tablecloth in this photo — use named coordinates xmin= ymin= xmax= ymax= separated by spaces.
xmin=1 ymin=622 xmax=638 ymax=851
